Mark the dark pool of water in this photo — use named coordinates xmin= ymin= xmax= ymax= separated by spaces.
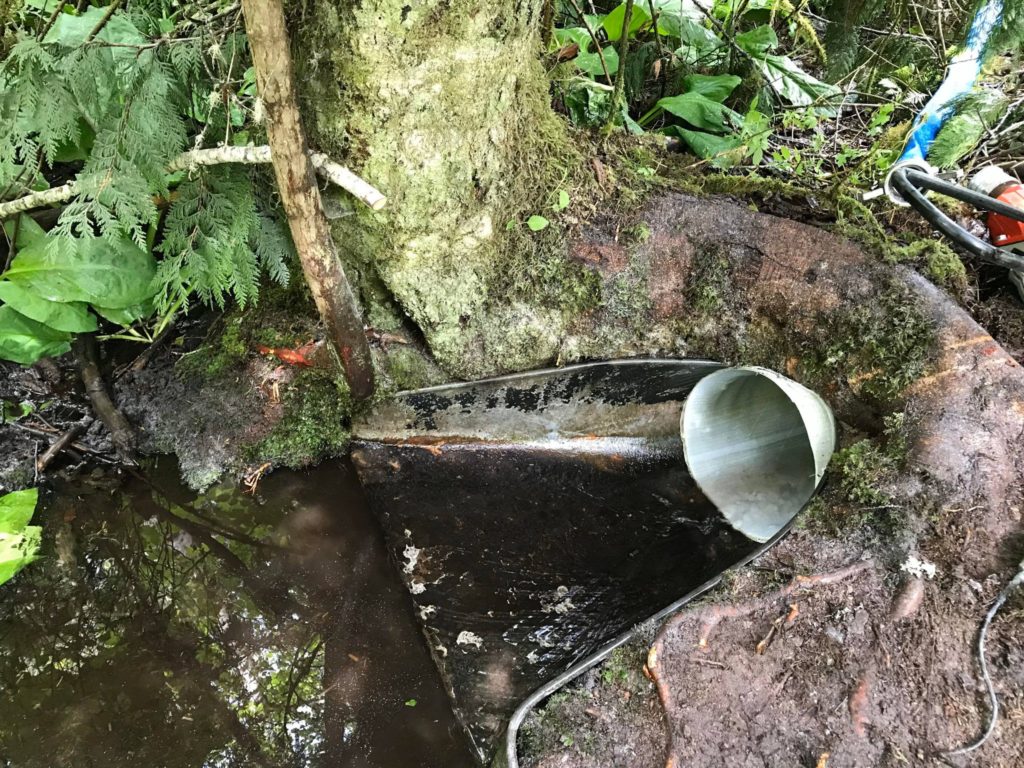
xmin=0 ymin=459 xmax=476 ymax=767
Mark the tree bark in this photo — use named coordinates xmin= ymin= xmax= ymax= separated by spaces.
xmin=240 ymin=0 xmax=375 ymax=401
xmin=294 ymin=0 xmax=582 ymax=379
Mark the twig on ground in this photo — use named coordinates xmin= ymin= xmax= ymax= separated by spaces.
xmin=35 ymin=419 xmax=91 ymax=473
xmin=13 ymin=420 xmax=116 ymax=463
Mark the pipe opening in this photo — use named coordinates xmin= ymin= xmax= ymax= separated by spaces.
xmin=681 ymin=367 xmax=836 ymax=543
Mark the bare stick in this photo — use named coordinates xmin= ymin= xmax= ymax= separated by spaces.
xmin=37 ymin=0 xmax=64 ymax=41
xmin=566 ymin=0 xmax=612 ymax=84
xmin=605 ymin=0 xmax=634 ymax=131
xmin=36 ymin=420 xmax=91 ymax=473
xmin=240 ymin=0 xmax=375 ymax=400
xmin=84 ymin=0 xmax=122 ymax=43
xmin=0 ymin=145 xmax=386 ymax=219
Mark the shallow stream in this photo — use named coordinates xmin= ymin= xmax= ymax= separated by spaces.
xmin=0 ymin=459 xmax=476 ymax=767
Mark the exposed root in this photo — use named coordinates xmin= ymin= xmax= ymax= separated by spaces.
xmin=889 ymin=578 xmax=926 ymax=622
xmin=646 ymin=560 xmax=875 ymax=764
xmin=849 ymin=664 xmax=875 ymax=738
xmin=73 ymin=334 xmax=137 ymax=464
xmin=685 ymin=561 xmax=874 ymax=648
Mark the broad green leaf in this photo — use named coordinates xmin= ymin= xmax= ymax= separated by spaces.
xmin=527 ymin=215 xmax=550 ymax=232
xmin=682 ymin=74 xmax=742 ymax=103
xmin=0 ymin=305 xmax=71 ymax=364
xmin=43 ymin=7 xmax=147 ymax=49
xmin=657 ymin=92 xmax=741 ymax=133
xmin=554 ymin=190 xmax=570 ymax=212
xmin=3 ymin=236 xmax=157 ymax=309
xmin=650 ymin=0 xmax=705 ymax=32
xmin=735 ymin=26 xmax=839 ymax=111
xmin=0 ymin=489 xmax=41 ymax=587
xmin=0 ymin=488 xmax=37 ymax=532
xmin=1 ymin=215 xmax=47 ymax=250
xmin=673 ymin=18 xmax=727 ymax=66
xmin=562 ymin=80 xmax=614 ymax=127
xmin=576 ymin=46 xmax=619 ymax=76
xmin=93 ymin=301 xmax=151 ymax=327
xmin=602 ymin=2 xmax=651 ymax=42
xmin=0 ymin=280 xmax=97 ymax=333
xmin=735 ymin=25 xmax=778 ymax=56
xmin=554 ymin=27 xmax=592 ymax=52
xmin=757 ymin=54 xmax=841 ymax=110
xmin=671 ymin=128 xmax=744 ymax=168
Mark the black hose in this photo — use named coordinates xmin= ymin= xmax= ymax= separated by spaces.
xmin=890 ymin=168 xmax=1024 ymax=271
xmin=905 ymin=169 xmax=1024 ymax=223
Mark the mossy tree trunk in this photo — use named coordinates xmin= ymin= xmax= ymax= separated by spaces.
xmin=294 ymin=0 xmax=595 ymax=379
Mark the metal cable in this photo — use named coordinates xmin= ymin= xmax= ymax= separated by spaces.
xmin=945 ymin=567 xmax=1024 ymax=756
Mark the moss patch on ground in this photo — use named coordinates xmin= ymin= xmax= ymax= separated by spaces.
xmin=801 ymin=412 xmax=911 ymax=537
xmin=250 ymin=367 xmax=352 ymax=468
xmin=798 ymin=276 xmax=936 ymax=405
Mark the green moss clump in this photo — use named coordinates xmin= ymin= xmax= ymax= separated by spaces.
xmin=888 ymin=239 xmax=967 ymax=288
xmin=834 ymin=440 xmax=894 ymax=507
xmin=804 ymin=278 xmax=935 ymax=403
xmin=177 ymin=315 xmax=249 ymax=379
xmin=686 ymin=248 xmax=732 ymax=315
xmin=252 ymin=369 xmax=352 ymax=469
xmin=621 ymin=221 xmax=652 ymax=245
xmin=802 ymin=413 xmax=910 ymax=536
xmin=384 ymin=346 xmax=445 ymax=392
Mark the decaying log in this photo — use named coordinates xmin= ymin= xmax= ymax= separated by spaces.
xmin=586 ymin=193 xmax=1024 ymax=766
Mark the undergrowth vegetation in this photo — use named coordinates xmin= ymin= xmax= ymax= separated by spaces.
xmin=0 ymin=0 xmax=1022 ymax=372
xmin=550 ymin=0 xmax=1023 ymax=181
xmin=0 ymin=0 xmax=291 ymax=364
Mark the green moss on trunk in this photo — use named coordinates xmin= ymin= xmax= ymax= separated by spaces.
xmin=295 ymin=0 xmax=597 ymax=378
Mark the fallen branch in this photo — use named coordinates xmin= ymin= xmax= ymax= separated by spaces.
xmin=35 ymin=419 xmax=91 ymax=473
xmin=0 ymin=145 xmax=386 ymax=219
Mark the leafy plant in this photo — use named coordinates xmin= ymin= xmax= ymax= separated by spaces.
xmin=0 ymin=488 xmax=41 ymax=587
xmin=0 ymin=2 xmax=293 ymax=366
xmin=550 ymin=1 xmax=838 ymax=167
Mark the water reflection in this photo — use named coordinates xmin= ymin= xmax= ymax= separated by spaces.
xmin=0 ymin=459 xmax=475 ymax=767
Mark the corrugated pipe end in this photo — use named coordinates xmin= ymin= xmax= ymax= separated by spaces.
xmin=681 ymin=367 xmax=836 ymax=543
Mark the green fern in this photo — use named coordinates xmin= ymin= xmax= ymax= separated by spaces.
xmin=0 ymin=4 xmax=292 ymax=364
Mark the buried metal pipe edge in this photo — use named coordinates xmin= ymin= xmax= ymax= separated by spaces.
xmin=497 ymin=517 xmax=807 ymax=768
